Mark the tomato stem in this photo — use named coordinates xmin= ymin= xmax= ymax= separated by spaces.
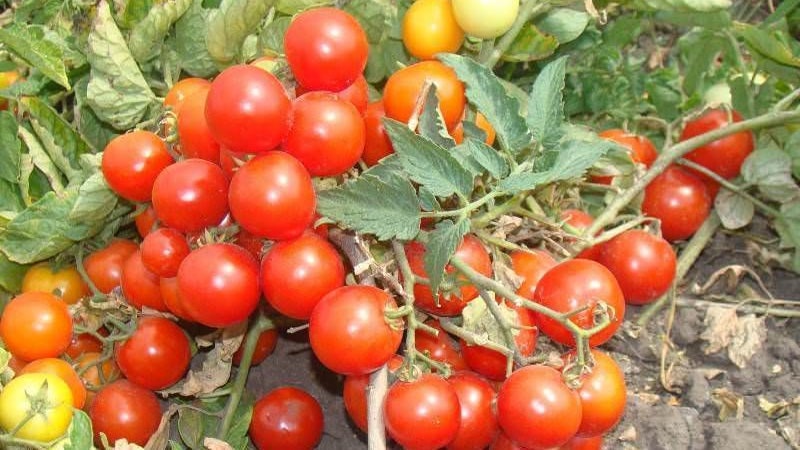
xmin=75 ymin=245 xmax=102 ymax=298
xmin=390 ymin=240 xmax=423 ymax=374
xmin=481 ymin=0 xmax=551 ymax=68
xmin=367 ymin=365 xmax=389 ymax=450
xmin=476 ymin=287 xmax=523 ymax=369
xmin=439 ymin=317 xmax=514 ymax=357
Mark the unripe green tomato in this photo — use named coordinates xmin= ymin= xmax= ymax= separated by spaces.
xmin=451 ymin=0 xmax=519 ymax=39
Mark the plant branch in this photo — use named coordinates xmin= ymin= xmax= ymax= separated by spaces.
xmin=482 ymin=0 xmax=551 ymax=67
xmin=367 ymin=365 xmax=388 ymax=450
xmin=420 ymin=190 xmax=504 ymax=219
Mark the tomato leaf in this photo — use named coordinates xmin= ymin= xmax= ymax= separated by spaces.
xmin=343 ymin=0 xmax=392 ymax=44
xmin=206 ymin=0 xmax=272 ymax=65
xmin=87 ymin=1 xmax=157 ymax=130
xmin=129 ymin=0 xmax=193 ymax=64
xmin=0 ymin=253 xmax=27 ymax=294
xmin=439 ymin=53 xmax=531 ymax=155
xmin=681 ymin=32 xmax=726 ymax=96
xmin=535 ymin=8 xmax=590 ymax=45
xmin=452 ymin=139 xmax=509 ymax=179
xmin=70 ymin=172 xmax=118 ymax=223
xmin=64 ymin=409 xmax=93 ymax=450
xmin=223 ymin=392 xmax=255 ymax=449
xmin=417 ymin=85 xmax=456 ymax=149
xmin=18 ymin=126 xmax=65 ymax=194
xmin=741 ymin=147 xmax=800 ymax=203
xmin=0 ymin=179 xmax=24 ymax=214
xmin=276 ymin=0 xmax=334 ymax=15
xmin=383 ymin=119 xmax=473 ymax=199
xmin=528 ymin=56 xmax=567 ymax=150
xmin=0 ymin=112 xmax=21 ymax=185
xmin=715 ymin=188 xmax=754 ymax=230
xmin=629 ymin=0 xmax=731 ymax=12
xmin=502 ymin=24 xmax=558 ymax=63
xmin=735 ymin=22 xmax=800 ymax=69
xmin=23 ymin=96 xmax=94 ymax=172
xmin=73 ymin=77 xmax=119 ymax=152
xmin=257 ymin=16 xmax=291 ymax=56
xmin=786 ymin=131 xmax=800 ymax=180
xmin=178 ymin=404 xmax=221 ymax=449
xmin=365 ymin=38 xmax=410 ymax=84
xmin=423 ymin=219 xmax=469 ymax=296
xmin=0 ymin=23 xmax=70 ymax=89
xmin=117 ymin=0 xmax=155 ymax=29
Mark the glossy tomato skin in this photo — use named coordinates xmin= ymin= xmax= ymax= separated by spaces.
xmin=533 ymin=259 xmax=625 ymax=347
xmin=261 ymin=231 xmax=346 ymax=320
xmin=283 ymin=91 xmax=365 ymax=177
xmin=568 ymin=350 xmax=626 ymax=437
xmin=511 ymin=249 xmax=557 ymax=300
xmin=497 ymin=365 xmax=582 ymax=449
xmin=642 ymin=165 xmax=711 ymax=242
xmin=177 ymin=243 xmax=260 ymax=328
xmin=447 ymin=371 xmax=498 ymax=450
xmin=597 ymin=230 xmax=676 ymax=305
xmin=296 ymin=74 xmax=369 ymax=115
xmin=121 ymin=250 xmax=168 ymax=312
xmin=405 ymin=234 xmax=492 ymax=316
xmin=19 ymin=358 xmax=87 ymax=409
xmin=384 ymin=373 xmax=461 ymax=450
xmin=490 ymin=431 xmax=529 ymax=450
xmin=228 ymin=152 xmax=316 ymax=241
xmin=681 ymin=109 xmax=754 ymax=180
xmin=342 ymin=355 xmax=404 ymax=432
xmin=22 ymin=262 xmax=89 ymax=305
xmin=101 ymin=131 xmax=173 ymax=203
xmin=164 ymin=77 xmax=211 ymax=117
xmin=65 ymin=332 xmax=104 ymax=359
xmin=89 ymin=380 xmax=162 ymax=446
xmin=249 ymin=387 xmax=324 ymax=450
xmin=383 ymin=60 xmax=466 ymax=130
xmin=309 ymin=285 xmax=404 ymax=375
xmin=415 ymin=319 xmax=468 ymax=371
xmin=284 ymin=8 xmax=368 ymax=92
xmin=402 ymin=0 xmax=464 ymax=60
xmin=151 ymin=159 xmax=229 ymax=233
xmin=452 ymin=0 xmax=519 ymax=39
xmin=159 ymin=276 xmax=194 ymax=321
xmin=115 ymin=317 xmax=191 ymax=390
xmin=0 ymin=292 xmax=72 ymax=361
xmin=233 ymin=328 xmax=278 ymax=366
xmin=0 ymin=373 xmax=73 ymax=442
xmin=135 ymin=205 xmax=158 ymax=237
xmin=594 ymin=129 xmax=658 ymax=184
xmin=362 ymin=100 xmax=394 ymax=166
xmin=140 ymin=228 xmax=190 ymax=278
xmin=561 ymin=209 xmax=594 ymax=235
xmin=177 ymin=88 xmax=220 ymax=162
xmin=205 ymin=65 xmax=291 ymax=154
xmin=84 ymin=239 xmax=139 ymax=294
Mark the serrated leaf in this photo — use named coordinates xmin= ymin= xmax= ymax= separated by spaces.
xmin=0 ymin=112 xmax=21 ymax=184
xmin=18 ymin=126 xmax=64 ymax=193
xmin=276 ymin=0 xmax=334 ymax=14
xmin=129 ymin=0 xmax=192 ymax=63
xmin=0 ymin=23 xmax=70 ymax=89
xmin=715 ymin=188 xmax=754 ymax=230
xmin=735 ymin=22 xmax=800 ymax=68
xmin=528 ymin=56 xmax=567 ymax=149
xmin=317 ymin=174 xmax=421 ymax=240
xmin=70 ymin=172 xmax=118 ymax=222
xmin=438 ymin=53 xmax=531 ymax=154
xmin=741 ymin=148 xmax=800 ymax=203
xmin=64 ymin=409 xmax=93 ymax=450
xmin=175 ymin=0 xmax=218 ymax=78
xmin=535 ymin=8 xmax=590 ymax=44
xmin=423 ymin=219 xmax=469 ymax=296
xmin=503 ymin=24 xmax=558 ymax=63
xmin=29 ymin=120 xmax=81 ymax=184
xmin=453 ymin=139 xmax=509 ymax=179
xmin=418 ymin=85 xmax=456 ymax=149
xmin=418 ymin=186 xmax=440 ymax=212
xmin=461 ymin=120 xmax=487 ymax=144
xmin=206 ymin=0 xmax=272 ymax=65
xmin=383 ymin=119 xmax=473 ymax=199
xmin=257 ymin=16 xmax=291 ymax=56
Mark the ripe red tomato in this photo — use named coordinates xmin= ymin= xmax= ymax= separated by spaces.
xmin=447 ymin=371 xmax=498 ymax=450
xmin=402 ymin=0 xmax=465 ymax=60
xmin=561 ymin=209 xmax=594 ymax=235
xmin=362 ymin=100 xmax=394 ymax=167
xmin=596 ymin=230 xmax=676 ymax=305
xmin=284 ymin=8 xmax=368 ymax=92
xmin=415 ymin=320 xmax=468 ymax=371
xmin=65 ymin=332 xmax=103 ymax=359
xmin=19 ymin=358 xmax=87 ymax=409
xmin=533 ymin=259 xmax=625 ymax=347
xmin=566 ymin=350 xmax=626 ymax=438
xmin=140 ymin=228 xmax=190 ymax=278
xmin=0 ymin=292 xmax=72 ymax=361
xmin=84 ymin=239 xmax=138 ymax=294
xmin=249 ymin=387 xmax=324 ymax=450
xmin=383 ymin=60 xmax=466 ymax=131
xmin=680 ymin=108 xmax=754 ymax=180
xmin=21 ymin=262 xmax=89 ymax=305
xmin=342 ymin=355 xmax=404 ymax=433
xmin=101 ymin=131 xmax=173 ymax=203
xmin=164 ymin=77 xmax=211 ymax=117
xmin=490 ymin=431 xmax=529 ymax=450
xmin=159 ymin=277 xmax=194 ymax=321
xmin=593 ymin=129 xmax=658 ymax=184
xmin=384 ymin=373 xmax=461 ymax=450
xmin=115 ymin=317 xmax=191 ymax=390
xmin=511 ymin=249 xmax=557 ymax=300
xmin=233 ymin=228 xmax=265 ymax=259
xmin=228 ymin=152 xmax=316 ymax=241
xmin=205 ymin=65 xmax=291 ymax=154
xmin=497 ymin=365 xmax=582 ymax=449
xmin=177 ymin=88 xmax=221 ymax=162
xmin=261 ymin=231 xmax=345 ymax=320
xmin=151 ymin=158 xmax=229 ymax=233
xmin=296 ymin=74 xmax=369 ymax=115
xmin=177 ymin=243 xmax=260 ymax=328
xmin=309 ymin=285 xmax=404 ymax=375
xmin=233 ymin=328 xmax=278 ymax=366
xmin=134 ymin=205 xmax=158 ymax=237
xmin=405 ymin=234 xmax=492 ymax=316
xmin=121 ymin=250 xmax=168 ymax=312
xmin=642 ymin=165 xmax=711 ymax=242
xmin=89 ymin=380 xmax=161 ymax=446
xmin=283 ymin=91 xmax=365 ymax=176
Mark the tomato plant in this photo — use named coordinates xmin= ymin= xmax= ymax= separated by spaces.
xmin=101 ymin=131 xmax=174 ymax=203
xmin=249 ymin=387 xmax=324 ymax=450
xmin=402 ymin=0 xmax=464 ymax=60
xmin=115 ymin=316 xmax=191 ymax=390
xmin=0 ymin=292 xmax=73 ymax=361
xmin=593 ymin=129 xmax=658 ymax=184
xmin=21 ymin=262 xmax=89 ymax=305
xmin=0 ymin=373 xmax=74 ymax=442
xmin=89 ymin=380 xmax=162 ymax=446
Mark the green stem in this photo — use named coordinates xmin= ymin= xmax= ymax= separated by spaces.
xmin=473 ymin=194 xmax=525 ymax=227
xmin=774 ymin=87 xmax=800 ymax=111
xmin=588 ymin=216 xmax=652 ymax=248
xmin=439 ymin=318 xmax=513 ymax=356
xmin=482 ymin=0 xmax=551 ymax=67
xmin=476 ymin=287 xmax=522 ymax=367
xmin=420 ymin=191 xmax=504 ymax=219
xmin=75 ymin=245 xmax=102 ymax=298
xmin=391 ymin=240 xmax=422 ymax=372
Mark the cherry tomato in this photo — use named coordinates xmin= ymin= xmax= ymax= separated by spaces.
xmin=309 ymin=285 xmax=404 ymax=375
xmin=121 ymin=250 xmax=168 ymax=312
xmin=452 ymin=112 xmax=496 ymax=146
xmin=566 ymin=350 xmax=626 ymax=437
xmin=533 ymin=259 xmax=625 ymax=347
xmin=0 ymin=292 xmax=72 ymax=361
xmin=405 ymin=234 xmax=492 ymax=316
xmin=383 ymin=60 xmax=466 ymax=131
xmin=415 ymin=319 xmax=469 ymax=371
xmin=497 ymin=365 xmax=581 ymax=449
xmin=402 ymin=0 xmax=464 ymax=60
xmin=452 ymin=0 xmax=519 ymax=39
xmin=680 ymin=108 xmax=754 ymax=180
xmin=65 ymin=332 xmax=103 ymax=359
xmin=284 ymin=8 xmax=368 ymax=92
xmin=134 ymin=205 xmax=158 ymax=237
xmin=283 ymin=91 xmax=365 ymax=176
xmin=261 ymin=231 xmax=346 ymax=320
xmin=362 ymin=100 xmax=394 ymax=166
xmin=205 ymin=65 xmax=291 ymax=154
xmin=447 ymin=371 xmax=498 ymax=450
xmin=84 ymin=239 xmax=138 ymax=294
xmin=228 ymin=152 xmax=316 ymax=241
xmin=22 ymin=262 xmax=89 ymax=305
xmin=177 ymin=243 xmax=260 ymax=328
xmin=101 ymin=131 xmax=173 ymax=203
xmin=164 ymin=77 xmax=211 ymax=117
xmin=0 ymin=373 xmax=73 ymax=442
xmin=19 ymin=358 xmax=87 ymax=409
xmin=296 ymin=74 xmax=369 ymax=115
xmin=594 ymin=129 xmax=658 ymax=184
xmin=642 ymin=165 xmax=711 ymax=242
xmin=233 ymin=328 xmax=278 ymax=366
xmin=151 ymin=158 xmax=229 ymax=233
xmin=140 ymin=228 xmax=190 ymax=278
xmin=233 ymin=228 xmax=265 ymax=259
xmin=384 ymin=373 xmax=461 ymax=450
xmin=342 ymin=355 xmax=404 ymax=432
xmin=159 ymin=276 xmax=194 ymax=321
xmin=249 ymin=387 xmax=324 ymax=450
xmin=596 ymin=230 xmax=676 ymax=305
xmin=490 ymin=431 xmax=529 ymax=450
xmin=561 ymin=209 xmax=594 ymax=235
xmin=89 ymin=380 xmax=161 ymax=446
xmin=511 ymin=249 xmax=557 ymax=300
xmin=177 ymin=87 xmax=221 ymax=162
xmin=75 ymin=352 xmax=121 ymax=394
xmin=115 ymin=317 xmax=191 ymax=390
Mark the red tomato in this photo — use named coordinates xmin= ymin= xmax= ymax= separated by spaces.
xmin=164 ymin=78 xmax=211 ymax=117
xmin=309 ymin=285 xmax=404 ymax=375
xmin=89 ymin=380 xmax=161 ymax=446
xmin=490 ymin=431 xmax=530 ymax=450
xmin=497 ymin=365 xmax=582 ymax=449
xmin=205 ymin=65 xmax=291 ymax=154
xmin=134 ymin=205 xmax=158 ymax=238
xmin=65 ymin=332 xmax=103 ymax=359
xmin=362 ymin=100 xmax=394 ymax=166
xmin=0 ymin=292 xmax=72 ymax=361
xmin=101 ymin=131 xmax=173 ymax=203
xmin=405 ymin=234 xmax=492 ymax=316
xmin=447 ymin=371 xmax=498 ymax=450
xmin=284 ymin=8 xmax=368 ymax=92
xmin=115 ymin=317 xmax=191 ymax=391
xmin=121 ymin=250 xmax=168 ymax=312
xmin=511 ymin=249 xmax=557 ymax=300
xmin=415 ymin=320 xmax=468 ymax=371
xmin=261 ymin=231 xmax=346 ymax=320
xmin=151 ymin=158 xmax=229 ymax=233
xmin=680 ymin=108 xmax=754 ymax=180
xmin=566 ymin=350 xmax=626 ymax=437
xmin=218 ymin=146 xmax=246 ymax=180
xmin=177 ymin=88 xmax=221 ymax=162
xmin=593 ymin=129 xmax=658 ymax=184
xmin=642 ymin=165 xmax=711 ymax=242
xmin=159 ymin=277 xmax=194 ymax=321
xmin=296 ymin=74 xmax=369 ymax=115
xmin=233 ymin=328 xmax=278 ymax=366
xmin=342 ymin=355 xmax=404 ymax=432
xmin=249 ymin=387 xmax=324 ymax=450
xmin=233 ymin=228 xmax=265 ymax=259
xmin=84 ymin=239 xmax=138 ymax=294
xmin=384 ymin=373 xmax=461 ymax=450
xmin=177 ymin=243 xmax=260 ymax=328
xmin=383 ymin=60 xmax=466 ymax=131
xmin=283 ymin=91 xmax=366 ymax=176
xmin=140 ymin=228 xmax=190 ymax=278
xmin=19 ymin=358 xmax=87 ymax=409
xmin=596 ymin=230 xmax=676 ymax=305
xmin=561 ymin=209 xmax=594 ymax=235
xmin=533 ymin=259 xmax=625 ymax=347
xmin=228 ymin=152 xmax=316 ymax=241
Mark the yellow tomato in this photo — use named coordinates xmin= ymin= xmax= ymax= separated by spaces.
xmin=22 ymin=262 xmax=90 ymax=305
xmin=0 ymin=373 xmax=74 ymax=442
xmin=452 ymin=0 xmax=519 ymax=39
xmin=402 ymin=0 xmax=464 ymax=60
xmin=0 ymin=70 xmax=21 ymax=110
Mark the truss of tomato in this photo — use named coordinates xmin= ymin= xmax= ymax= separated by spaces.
xmin=414 ymin=319 xmax=469 ymax=371
xmin=593 ymin=128 xmax=658 ymax=184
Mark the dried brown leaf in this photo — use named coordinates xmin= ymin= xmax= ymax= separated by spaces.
xmin=204 ymin=438 xmax=234 ymax=450
xmin=728 ymin=315 xmax=766 ymax=368
xmin=111 ymin=440 xmax=145 ymax=450
xmin=492 ymin=215 xmax=523 ymax=240
xmin=712 ymin=388 xmax=744 ymax=421
xmin=701 ymin=306 xmax=739 ymax=354
xmin=144 ymin=405 xmax=179 ymax=450
xmin=492 ymin=257 xmax=524 ymax=292
xmin=619 ymin=425 xmax=637 ymax=442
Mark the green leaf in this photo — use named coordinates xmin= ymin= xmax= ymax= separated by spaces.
xmin=258 ymin=16 xmax=291 ymax=56
xmin=70 ymin=172 xmax=118 ymax=222
xmin=630 ymin=0 xmax=731 ymax=12
xmin=343 ymin=0 xmax=392 ymax=44
xmin=503 ymin=24 xmax=558 ymax=62
xmin=453 ymin=139 xmax=509 ymax=179
xmin=0 ymin=23 xmax=70 ymax=89
xmin=741 ymin=147 xmax=800 ymax=203
xmin=656 ymin=10 xmax=732 ymax=30
xmin=365 ymin=38 xmax=409 ymax=84
xmin=0 ymin=253 xmax=27 ymax=293
xmin=715 ymin=188 xmax=754 ymax=230
xmin=682 ymin=33 xmax=726 ymax=96
xmin=786 ymin=131 xmax=800 ymax=179
xmin=535 ymin=8 xmax=590 ymax=45
xmin=223 ymin=392 xmax=255 ymax=449
xmin=438 ymin=54 xmax=531 ymax=154
xmin=383 ymin=119 xmax=473 ymax=199
xmin=178 ymin=402 xmax=222 ymax=449
xmin=765 ymin=0 xmax=800 ymax=25
xmin=736 ymin=23 xmax=800 ymax=68
xmin=418 ymin=186 xmax=440 ymax=212
xmin=73 ymin=77 xmax=119 ymax=152
xmin=18 ymin=126 xmax=65 ymax=193
xmin=0 ymin=112 xmax=21 ymax=184
xmin=645 ymin=68 xmax=682 ymax=122
xmin=423 ymin=219 xmax=470 ymax=296
xmin=14 ymin=0 xmax=63 ymax=24
xmin=417 ymin=85 xmax=456 ymax=149
xmin=129 ymin=0 xmax=193 ymax=63
xmin=0 ymin=179 xmax=24 ymax=213
xmin=118 ymin=0 xmax=155 ymax=28
xmin=175 ymin=0 xmax=218 ymax=78
xmin=206 ymin=0 xmax=272 ymax=65
xmin=317 ymin=174 xmax=421 ymax=240
xmin=87 ymin=1 xmax=157 ymax=130
xmin=528 ymin=56 xmax=567 ymax=149
xmin=64 ymin=409 xmax=93 ymax=450
xmin=276 ymin=0 xmax=334 ymax=14
xmin=24 ymin=96 xmax=94 ymax=170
